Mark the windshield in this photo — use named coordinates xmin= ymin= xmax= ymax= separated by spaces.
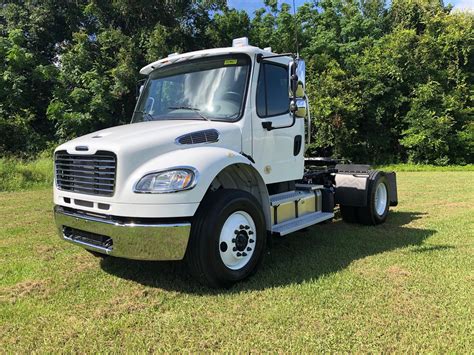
xmin=132 ymin=54 xmax=250 ymax=123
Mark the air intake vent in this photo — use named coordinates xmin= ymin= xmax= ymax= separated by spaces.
xmin=55 ymin=151 xmax=116 ymax=196
xmin=176 ymin=129 xmax=219 ymax=145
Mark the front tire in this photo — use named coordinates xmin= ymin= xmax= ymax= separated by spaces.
xmin=185 ymin=189 xmax=267 ymax=288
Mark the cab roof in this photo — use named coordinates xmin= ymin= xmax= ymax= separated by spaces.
xmin=139 ymin=45 xmax=276 ymax=75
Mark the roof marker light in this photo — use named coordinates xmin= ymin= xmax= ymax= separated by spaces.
xmin=232 ymin=37 xmax=249 ymax=47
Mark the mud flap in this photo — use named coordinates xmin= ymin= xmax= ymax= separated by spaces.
xmin=385 ymin=171 xmax=398 ymax=206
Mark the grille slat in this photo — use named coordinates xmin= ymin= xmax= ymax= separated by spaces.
xmin=56 ymin=179 xmax=114 ymax=187
xmin=55 ymin=168 xmax=115 ymax=176
xmin=56 ymin=154 xmax=115 ymax=159
xmin=55 ymin=151 xmax=116 ymax=196
xmin=57 ymin=173 xmax=115 ymax=181
xmin=56 ymin=163 xmax=116 ymax=170
xmin=55 ymin=157 xmax=116 ymax=163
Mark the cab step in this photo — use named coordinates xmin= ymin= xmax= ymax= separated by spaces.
xmin=272 ymin=211 xmax=334 ymax=236
xmin=269 ymin=185 xmax=325 ymax=227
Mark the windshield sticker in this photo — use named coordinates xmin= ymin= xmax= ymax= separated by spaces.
xmin=224 ymin=59 xmax=238 ymax=65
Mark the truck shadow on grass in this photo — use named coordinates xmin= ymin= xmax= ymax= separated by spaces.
xmin=100 ymin=211 xmax=436 ymax=294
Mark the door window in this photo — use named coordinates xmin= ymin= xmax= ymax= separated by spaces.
xmin=256 ymin=63 xmax=289 ymax=117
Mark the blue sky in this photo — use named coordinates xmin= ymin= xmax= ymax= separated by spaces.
xmin=227 ymin=0 xmax=474 ymax=14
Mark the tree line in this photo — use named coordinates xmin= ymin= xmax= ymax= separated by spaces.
xmin=1 ymin=0 xmax=472 ymax=164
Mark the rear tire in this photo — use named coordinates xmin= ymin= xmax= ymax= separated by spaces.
xmin=185 ymin=189 xmax=267 ymax=288
xmin=357 ymin=172 xmax=390 ymax=225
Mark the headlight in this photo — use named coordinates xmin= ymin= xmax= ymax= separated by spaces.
xmin=134 ymin=167 xmax=197 ymax=193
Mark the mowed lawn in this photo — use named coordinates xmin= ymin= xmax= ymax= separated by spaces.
xmin=0 ymin=171 xmax=472 ymax=352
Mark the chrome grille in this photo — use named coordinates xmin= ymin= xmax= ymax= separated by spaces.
xmin=55 ymin=151 xmax=116 ymax=196
xmin=176 ymin=129 xmax=219 ymax=145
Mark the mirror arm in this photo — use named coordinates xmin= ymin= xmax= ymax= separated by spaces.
xmin=306 ymin=95 xmax=311 ymax=149
xmin=262 ymin=111 xmax=297 ymax=131
xmin=135 ymin=78 xmax=147 ymax=100
xmin=262 ymin=121 xmax=274 ymax=130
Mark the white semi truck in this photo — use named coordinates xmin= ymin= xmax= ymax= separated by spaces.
xmin=53 ymin=38 xmax=397 ymax=287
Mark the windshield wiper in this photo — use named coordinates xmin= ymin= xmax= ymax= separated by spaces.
xmin=168 ymin=106 xmax=210 ymax=121
xmin=134 ymin=110 xmax=155 ymax=121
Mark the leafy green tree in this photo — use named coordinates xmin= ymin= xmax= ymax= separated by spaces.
xmin=47 ymin=29 xmax=137 ymax=140
xmin=206 ymin=9 xmax=251 ymax=48
xmin=303 ymin=0 xmax=473 ymax=164
xmin=0 ymin=1 xmax=85 ymax=155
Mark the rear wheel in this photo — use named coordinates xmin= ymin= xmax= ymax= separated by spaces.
xmin=185 ymin=189 xmax=266 ymax=288
xmin=357 ymin=172 xmax=389 ymax=225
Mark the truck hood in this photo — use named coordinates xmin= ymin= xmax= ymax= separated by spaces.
xmin=56 ymin=120 xmax=241 ymax=154
xmin=55 ymin=120 xmax=242 ymax=175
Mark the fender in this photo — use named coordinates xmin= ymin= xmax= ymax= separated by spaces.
xmin=335 ymin=168 xmax=398 ymax=207
xmin=119 ymin=146 xmax=262 ymax=208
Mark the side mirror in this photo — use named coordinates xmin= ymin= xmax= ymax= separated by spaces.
xmin=288 ymin=59 xmax=306 ymax=99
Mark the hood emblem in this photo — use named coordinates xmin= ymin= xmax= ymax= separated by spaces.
xmin=75 ymin=145 xmax=89 ymax=151
xmin=176 ymin=129 xmax=219 ymax=145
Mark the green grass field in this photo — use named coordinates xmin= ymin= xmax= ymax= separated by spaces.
xmin=0 ymin=171 xmax=472 ymax=352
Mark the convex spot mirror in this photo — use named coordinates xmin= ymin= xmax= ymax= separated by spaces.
xmin=292 ymin=98 xmax=307 ymax=118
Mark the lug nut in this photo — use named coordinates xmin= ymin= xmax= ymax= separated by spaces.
xmin=234 ymin=230 xmax=239 ymax=234
xmin=232 ymin=238 xmax=236 ymax=243
xmin=233 ymin=247 xmax=237 ymax=251
xmin=249 ymin=239 xmax=254 ymax=243
xmin=239 ymin=225 xmax=244 ymax=229
xmin=248 ymin=231 xmax=254 ymax=235
xmin=236 ymin=252 xmax=242 ymax=257
xmin=242 ymin=252 xmax=247 ymax=256
xmin=247 ymin=247 xmax=252 ymax=251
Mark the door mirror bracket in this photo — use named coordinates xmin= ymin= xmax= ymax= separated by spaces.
xmin=262 ymin=121 xmax=274 ymax=131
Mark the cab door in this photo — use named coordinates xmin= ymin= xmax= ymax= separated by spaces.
xmin=251 ymin=59 xmax=305 ymax=184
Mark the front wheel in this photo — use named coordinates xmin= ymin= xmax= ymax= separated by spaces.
xmin=185 ymin=189 xmax=267 ymax=288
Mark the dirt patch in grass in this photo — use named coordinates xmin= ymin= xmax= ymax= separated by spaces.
xmin=0 ymin=279 xmax=52 ymax=304
xmin=387 ymin=265 xmax=411 ymax=278
xmin=33 ymin=245 xmax=56 ymax=261
xmin=92 ymin=288 xmax=165 ymax=319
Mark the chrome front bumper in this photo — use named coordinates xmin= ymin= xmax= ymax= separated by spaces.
xmin=54 ymin=206 xmax=191 ymax=260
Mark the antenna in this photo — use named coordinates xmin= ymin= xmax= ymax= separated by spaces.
xmin=293 ymin=0 xmax=299 ymax=58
